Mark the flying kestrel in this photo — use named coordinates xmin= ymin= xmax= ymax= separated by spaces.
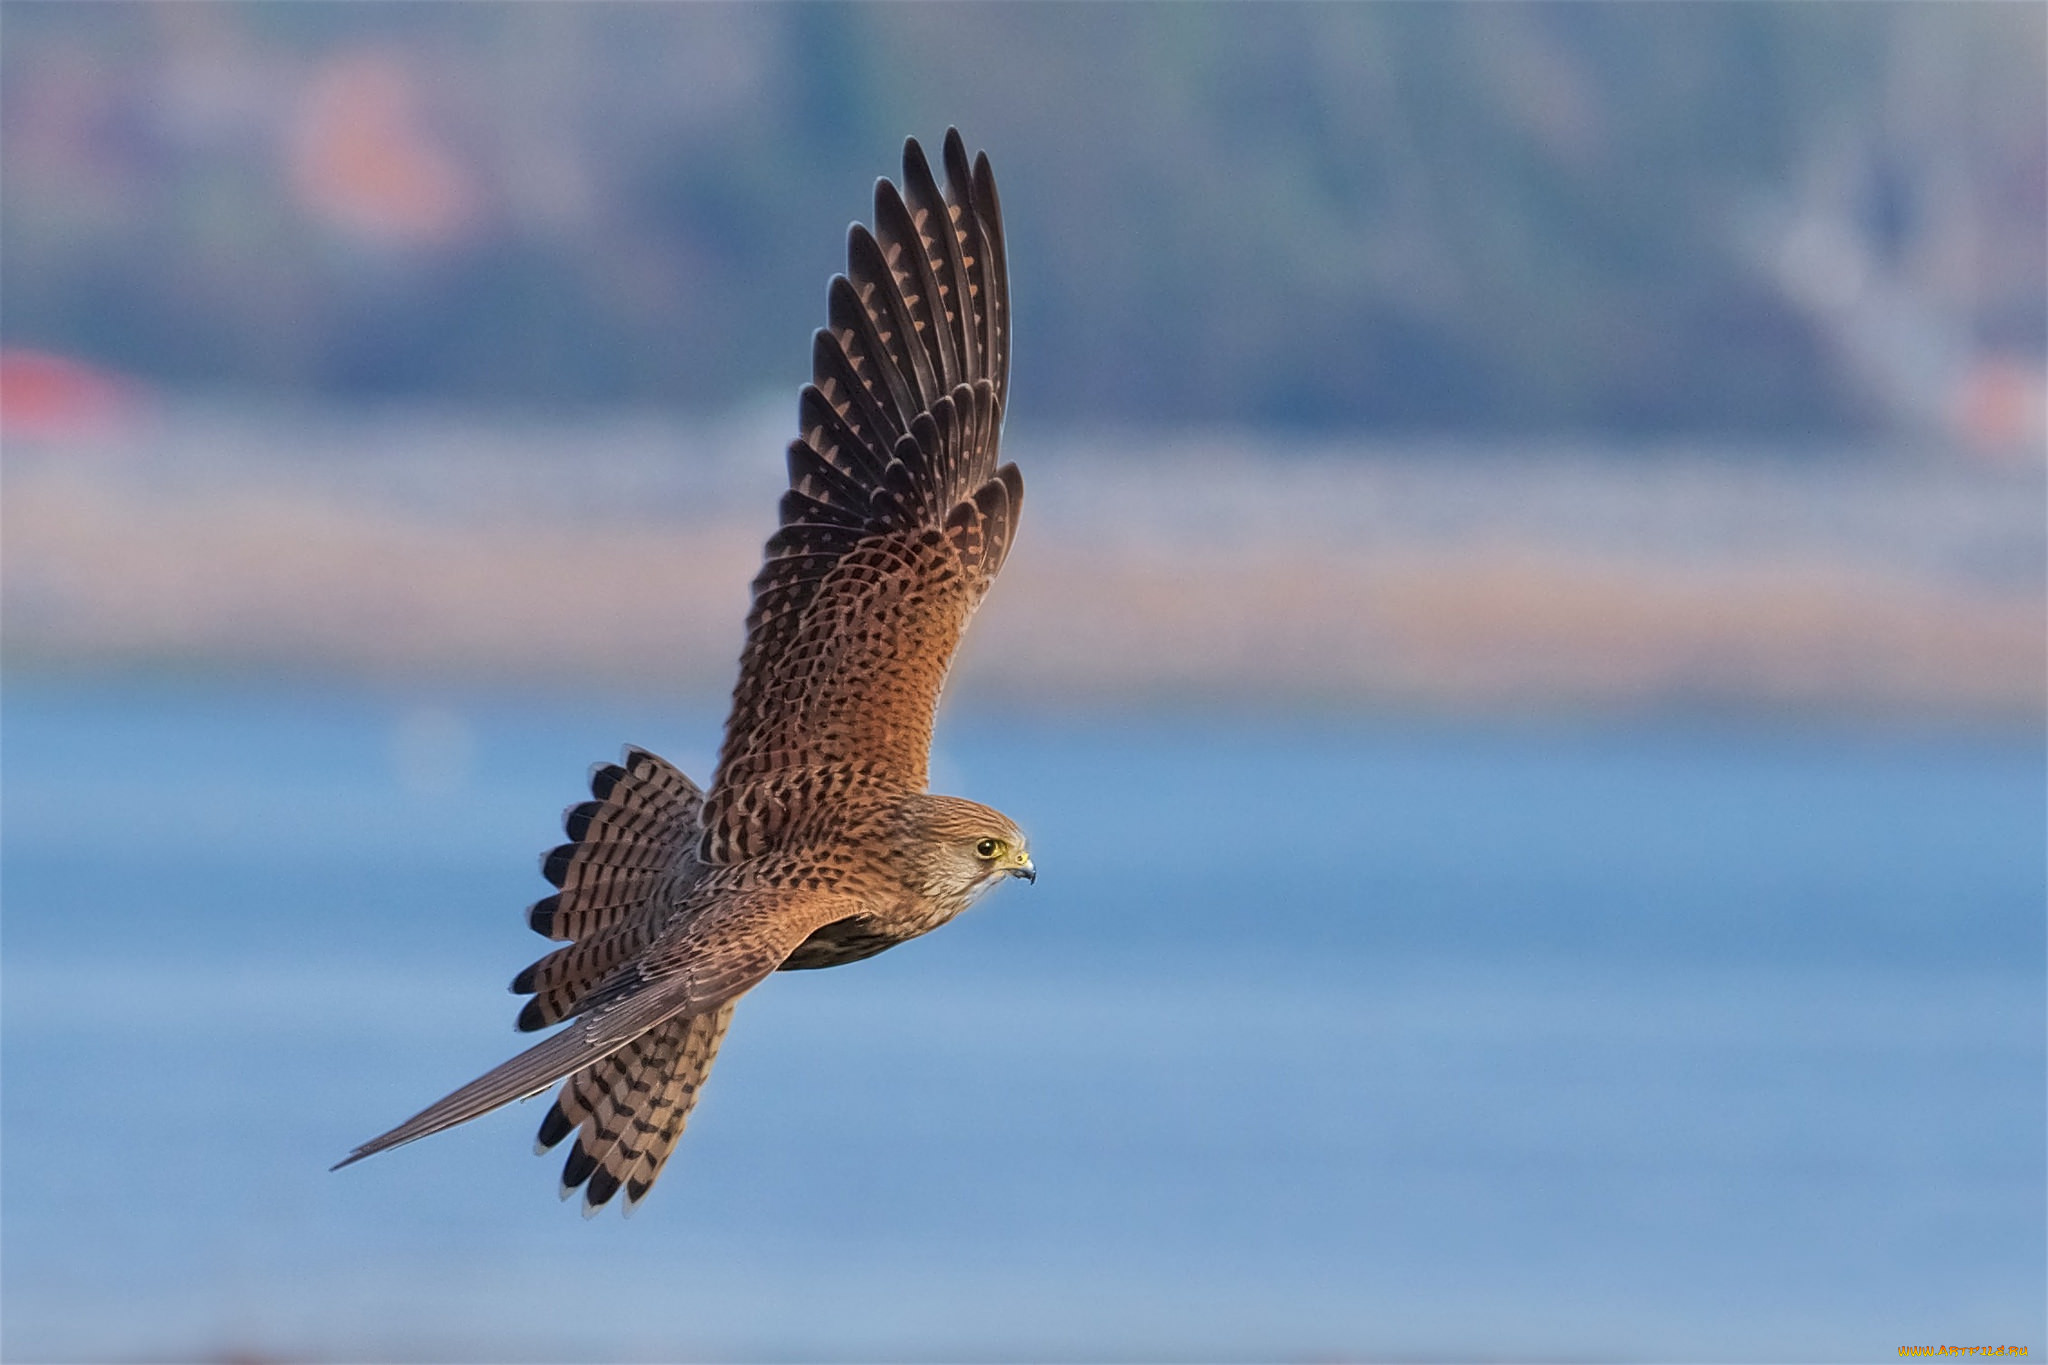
xmin=337 ymin=130 xmax=1031 ymax=1214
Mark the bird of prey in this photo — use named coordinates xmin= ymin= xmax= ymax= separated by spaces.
xmin=337 ymin=130 xmax=1031 ymax=1214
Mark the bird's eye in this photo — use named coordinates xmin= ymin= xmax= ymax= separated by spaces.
xmin=975 ymin=838 xmax=1005 ymax=860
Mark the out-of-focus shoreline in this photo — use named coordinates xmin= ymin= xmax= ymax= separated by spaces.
xmin=4 ymin=404 xmax=2042 ymax=723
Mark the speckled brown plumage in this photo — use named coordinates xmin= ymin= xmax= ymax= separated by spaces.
xmin=336 ymin=130 xmax=1034 ymax=1215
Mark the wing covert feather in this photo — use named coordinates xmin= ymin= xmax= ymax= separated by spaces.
xmin=713 ymin=130 xmax=1019 ymax=845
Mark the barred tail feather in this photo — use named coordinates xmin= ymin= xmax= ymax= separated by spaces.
xmin=537 ymin=1003 xmax=738 ymax=1215
xmin=514 ymin=746 xmax=703 ymax=1031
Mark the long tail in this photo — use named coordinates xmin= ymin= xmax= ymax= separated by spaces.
xmin=336 ymin=745 xmax=714 ymax=1182
xmin=535 ymin=1001 xmax=738 ymax=1216
xmin=514 ymin=746 xmax=704 ymax=1032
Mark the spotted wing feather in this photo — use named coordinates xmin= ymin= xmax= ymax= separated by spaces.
xmin=338 ymin=132 xmax=1022 ymax=1212
xmin=712 ymin=130 xmax=1019 ymax=855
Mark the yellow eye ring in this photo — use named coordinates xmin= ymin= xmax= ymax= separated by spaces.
xmin=975 ymin=838 xmax=1005 ymax=860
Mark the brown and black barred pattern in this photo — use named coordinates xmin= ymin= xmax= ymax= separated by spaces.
xmin=505 ymin=746 xmax=749 ymax=1213
xmin=536 ymin=1002 xmax=736 ymax=1214
xmin=512 ymin=747 xmax=703 ymax=1032
xmin=336 ymin=132 xmax=1028 ymax=1215
xmin=712 ymin=128 xmax=1022 ymax=853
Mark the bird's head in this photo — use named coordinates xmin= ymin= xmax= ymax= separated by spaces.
xmin=892 ymin=793 xmax=1035 ymax=906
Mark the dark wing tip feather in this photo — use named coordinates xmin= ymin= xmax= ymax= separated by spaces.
xmin=872 ymin=175 xmax=950 ymax=383
xmin=718 ymin=132 xmax=1012 ymax=777
xmin=973 ymin=150 xmax=1002 ymax=227
xmin=998 ymin=462 xmax=1023 ymax=529
xmin=905 ymin=136 xmax=977 ymax=387
xmin=971 ymin=469 xmax=1010 ymax=522
xmin=846 ymin=220 xmax=940 ymax=412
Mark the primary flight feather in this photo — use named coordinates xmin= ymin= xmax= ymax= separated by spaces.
xmin=336 ymin=130 xmax=1031 ymax=1215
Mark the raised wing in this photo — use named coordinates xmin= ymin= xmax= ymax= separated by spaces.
xmin=708 ymin=129 xmax=1020 ymax=861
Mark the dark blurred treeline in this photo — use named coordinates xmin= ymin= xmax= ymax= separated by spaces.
xmin=3 ymin=2 xmax=2041 ymax=436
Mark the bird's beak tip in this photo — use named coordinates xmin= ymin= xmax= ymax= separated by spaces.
xmin=1016 ymin=860 xmax=1036 ymax=883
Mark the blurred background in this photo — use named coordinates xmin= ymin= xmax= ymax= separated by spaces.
xmin=3 ymin=4 xmax=2042 ymax=1362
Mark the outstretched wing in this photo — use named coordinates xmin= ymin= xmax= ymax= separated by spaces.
xmin=709 ymin=129 xmax=1020 ymax=859
xmin=334 ymin=886 xmax=856 ymax=1171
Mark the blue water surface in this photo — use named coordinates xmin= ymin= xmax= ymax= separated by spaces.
xmin=3 ymin=680 xmax=2042 ymax=1362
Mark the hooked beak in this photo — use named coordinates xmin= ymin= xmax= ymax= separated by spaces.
xmin=1010 ymin=857 xmax=1036 ymax=884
